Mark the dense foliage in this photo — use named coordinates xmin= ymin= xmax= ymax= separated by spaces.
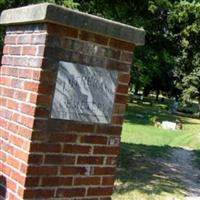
xmin=168 ymin=1 xmax=200 ymax=102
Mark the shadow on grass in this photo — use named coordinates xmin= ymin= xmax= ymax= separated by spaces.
xmin=114 ymin=143 xmax=186 ymax=196
xmin=193 ymin=149 xmax=200 ymax=169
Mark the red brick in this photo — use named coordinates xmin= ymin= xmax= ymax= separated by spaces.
xmin=77 ymin=156 xmax=104 ymax=165
xmin=107 ymin=137 xmax=120 ymax=146
xmin=31 ymin=131 xmax=50 ymax=141
xmin=80 ymin=135 xmax=107 ymax=145
xmin=21 ymin=104 xmax=35 ymax=116
xmin=30 ymin=143 xmax=61 ymax=153
xmin=42 ymin=177 xmax=72 ymax=186
xmin=15 ymin=91 xmax=27 ymax=101
xmin=18 ymin=68 xmax=33 ymax=79
xmin=61 ymin=166 xmax=88 ymax=175
xmin=48 ymin=24 xmax=79 ymax=38
xmin=17 ymin=186 xmax=24 ymax=198
xmin=20 ymin=163 xmax=28 ymax=174
xmin=74 ymin=177 xmax=101 ymax=185
xmin=11 ymin=172 xmax=26 ymax=185
xmin=49 ymin=133 xmax=77 ymax=143
xmin=27 ymin=57 xmax=43 ymax=68
xmin=79 ymin=31 xmax=95 ymax=42
xmin=116 ymin=84 xmax=129 ymax=94
xmin=7 ymin=156 xmax=20 ymax=169
xmin=28 ymin=154 xmax=43 ymax=164
xmin=106 ymin=157 xmax=117 ymax=166
xmin=0 ymin=76 xmax=11 ymax=86
xmin=5 ymin=35 xmax=17 ymax=44
xmin=96 ymin=125 xmax=122 ymax=135
xmin=11 ymin=79 xmax=24 ymax=89
xmin=31 ymin=34 xmax=46 ymax=44
xmin=22 ymin=46 xmax=37 ymax=56
xmin=87 ymin=187 xmax=113 ymax=196
xmin=8 ymin=123 xmax=19 ymax=133
xmin=34 ymin=107 xmax=49 ymax=117
xmin=20 ymin=115 xmax=34 ymax=128
xmin=95 ymin=34 xmax=109 ymax=45
xmin=28 ymin=93 xmax=37 ymax=104
xmin=9 ymin=46 xmax=21 ymax=55
xmin=24 ymin=81 xmax=39 ymax=92
xmin=109 ymin=38 xmax=135 ymax=51
xmin=3 ymin=87 xmax=14 ymax=98
xmin=107 ymin=59 xmax=130 ymax=72
xmin=14 ymin=149 xmax=28 ymax=162
xmin=63 ymin=144 xmax=92 ymax=154
xmin=24 ymin=189 xmax=55 ymax=198
xmin=25 ymin=177 xmax=39 ymax=187
xmin=6 ymin=178 xmax=17 ymax=192
xmin=6 ymin=99 xmax=18 ymax=110
xmin=8 ymin=192 xmax=19 ymax=200
xmin=115 ymin=94 xmax=128 ymax=104
xmin=44 ymin=155 xmax=75 ymax=165
xmin=38 ymin=84 xmax=53 ymax=95
xmin=17 ymin=35 xmax=31 ymax=44
xmin=1 ymin=56 xmax=13 ymax=65
xmin=94 ymin=146 xmax=119 ymax=155
xmin=17 ymin=126 xmax=32 ymax=140
xmin=79 ymin=30 xmax=108 ymax=45
xmin=40 ymin=70 xmax=56 ymax=82
xmin=120 ymin=51 xmax=133 ymax=63
xmin=27 ymin=166 xmax=58 ymax=175
xmin=35 ymin=94 xmax=51 ymax=107
xmin=67 ymin=123 xmax=95 ymax=132
xmin=0 ymin=151 xmax=6 ymax=162
xmin=118 ymin=73 xmax=130 ymax=83
xmin=9 ymin=135 xmax=24 ymax=147
xmin=32 ymin=70 xmax=41 ymax=80
xmin=94 ymin=167 xmax=116 ymax=175
xmin=56 ymin=188 xmax=86 ymax=198
xmin=3 ymin=45 xmax=9 ymax=54
xmin=37 ymin=45 xmax=45 ymax=56
xmin=111 ymin=116 xmax=124 ymax=125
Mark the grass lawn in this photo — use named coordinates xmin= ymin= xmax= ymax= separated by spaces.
xmin=112 ymin=100 xmax=200 ymax=200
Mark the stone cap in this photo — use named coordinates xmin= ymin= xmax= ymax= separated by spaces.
xmin=0 ymin=3 xmax=145 ymax=46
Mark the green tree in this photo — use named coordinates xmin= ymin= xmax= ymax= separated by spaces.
xmin=168 ymin=1 xmax=200 ymax=103
xmin=76 ymin=0 xmax=177 ymax=99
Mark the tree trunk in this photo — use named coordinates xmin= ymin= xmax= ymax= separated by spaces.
xmin=155 ymin=89 xmax=160 ymax=101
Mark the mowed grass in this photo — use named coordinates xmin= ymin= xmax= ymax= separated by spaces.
xmin=112 ymin=100 xmax=200 ymax=200
xmin=123 ymin=102 xmax=200 ymax=149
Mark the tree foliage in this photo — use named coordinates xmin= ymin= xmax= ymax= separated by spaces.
xmin=168 ymin=1 xmax=200 ymax=102
xmin=77 ymin=0 xmax=177 ymax=98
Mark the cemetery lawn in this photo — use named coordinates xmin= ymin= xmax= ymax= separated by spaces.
xmin=112 ymin=101 xmax=200 ymax=200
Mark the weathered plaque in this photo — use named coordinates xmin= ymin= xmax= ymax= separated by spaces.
xmin=51 ymin=61 xmax=118 ymax=123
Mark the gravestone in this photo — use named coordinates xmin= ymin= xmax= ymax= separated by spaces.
xmin=0 ymin=3 xmax=145 ymax=199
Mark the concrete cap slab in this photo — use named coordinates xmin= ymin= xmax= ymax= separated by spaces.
xmin=0 ymin=3 xmax=145 ymax=46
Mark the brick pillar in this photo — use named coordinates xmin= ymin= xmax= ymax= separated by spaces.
xmin=0 ymin=3 xmax=145 ymax=200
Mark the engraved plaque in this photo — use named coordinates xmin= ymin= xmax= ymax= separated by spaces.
xmin=51 ymin=61 xmax=118 ymax=123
